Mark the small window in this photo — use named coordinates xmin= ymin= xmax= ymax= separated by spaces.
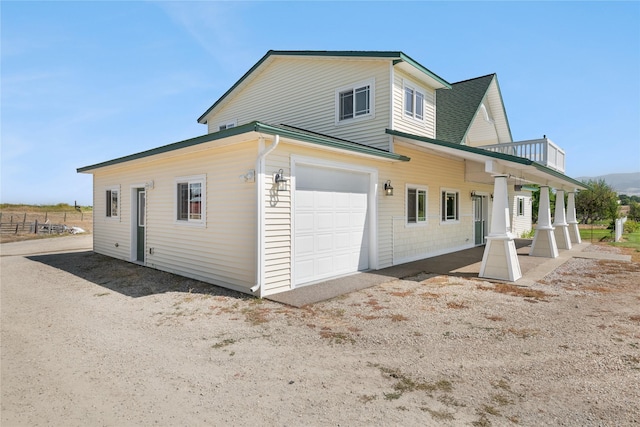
xmin=517 ymin=197 xmax=525 ymax=216
xmin=441 ymin=190 xmax=459 ymax=222
xmin=336 ymin=79 xmax=374 ymax=122
xmin=404 ymin=81 xmax=425 ymax=121
xmin=218 ymin=121 xmax=236 ymax=131
xmin=175 ymin=175 xmax=206 ymax=224
xmin=105 ymin=188 xmax=119 ymax=218
xmin=407 ymin=186 xmax=428 ymax=225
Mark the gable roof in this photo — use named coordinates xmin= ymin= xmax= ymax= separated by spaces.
xmin=197 ymin=50 xmax=451 ymax=124
xmin=436 ymin=74 xmax=495 ymax=144
xmin=77 ymin=121 xmax=409 ymax=173
xmin=436 ymin=74 xmax=513 ymax=145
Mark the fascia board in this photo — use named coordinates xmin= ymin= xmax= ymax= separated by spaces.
xmin=386 ymin=128 xmax=587 ymax=190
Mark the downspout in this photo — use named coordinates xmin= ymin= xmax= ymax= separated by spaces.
xmin=250 ymin=134 xmax=280 ymax=297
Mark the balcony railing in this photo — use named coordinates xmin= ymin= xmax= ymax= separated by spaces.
xmin=480 ymin=137 xmax=565 ymax=173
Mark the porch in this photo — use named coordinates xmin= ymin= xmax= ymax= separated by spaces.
xmin=267 ymin=240 xmax=629 ymax=307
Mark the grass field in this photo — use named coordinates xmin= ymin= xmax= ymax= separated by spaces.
xmin=0 ymin=204 xmax=93 ymax=243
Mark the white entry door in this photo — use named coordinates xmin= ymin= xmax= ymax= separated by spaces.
xmin=294 ymin=165 xmax=370 ymax=286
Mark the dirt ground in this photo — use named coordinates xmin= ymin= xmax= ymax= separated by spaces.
xmin=1 ymin=238 xmax=639 ymax=426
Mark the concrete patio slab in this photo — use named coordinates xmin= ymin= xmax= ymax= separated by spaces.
xmin=267 ymin=240 xmax=631 ymax=307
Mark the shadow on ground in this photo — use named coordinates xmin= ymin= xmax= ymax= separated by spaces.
xmin=27 ymin=251 xmax=248 ymax=300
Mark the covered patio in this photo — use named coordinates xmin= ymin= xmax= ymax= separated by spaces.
xmin=267 ymin=240 xmax=630 ymax=307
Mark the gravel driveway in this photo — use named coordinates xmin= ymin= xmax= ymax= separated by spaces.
xmin=1 ymin=236 xmax=639 ymax=426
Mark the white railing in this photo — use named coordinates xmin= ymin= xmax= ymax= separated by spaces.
xmin=480 ymin=138 xmax=566 ymax=173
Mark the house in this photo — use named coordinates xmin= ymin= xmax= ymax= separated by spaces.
xmin=78 ymin=50 xmax=586 ymax=297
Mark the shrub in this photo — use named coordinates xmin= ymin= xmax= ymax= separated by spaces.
xmin=624 ymin=220 xmax=639 ymax=234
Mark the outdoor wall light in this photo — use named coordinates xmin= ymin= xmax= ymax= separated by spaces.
xmin=384 ymin=180 xmax=394 ymax=196
xmin=470 ymin=190 xmax=477 ymax=198
xmin=274 ymin=169 xmax=287 ymax=191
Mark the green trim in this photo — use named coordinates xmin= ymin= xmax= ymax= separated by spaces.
xmin=387 ymin=128 xmax=530 ymax=165
xmin=386 ymin=129 xmax=587 ymax=189
xmin=396 ymin=52 xmax=451 ymax=89
xmin=77 ymin=122 xmax=409 ymax=173
xmin=197 ymin=50 xmax=451 ymax=123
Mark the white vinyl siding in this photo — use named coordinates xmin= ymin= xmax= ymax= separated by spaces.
xmin=260 ymin=140 xmax=494 ymax=294
xmin=203 ymin=57 xmax=391 ymax=150
xmin=392 ymin=71 xmax=436 ymax=138
xmin=92 ymin=141 xmax=258 ymax=291
xmin=511 ymin=192 xmax=532 ymax=237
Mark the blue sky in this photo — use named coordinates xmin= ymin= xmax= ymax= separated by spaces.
xmin=2 ymin=1 xmax=639 ymax=206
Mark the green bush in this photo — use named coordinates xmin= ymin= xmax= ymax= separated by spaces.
xmin=624 ymin=220 xmax=640 ymax=234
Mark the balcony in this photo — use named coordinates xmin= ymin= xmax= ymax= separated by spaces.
xmin=479 ymin=137 xmax=566 ymax=173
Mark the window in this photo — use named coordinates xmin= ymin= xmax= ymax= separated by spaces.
xmin=517 ymin=197 xmax=525 ymax=216
xmin=175 ymin=175 xmax=206 ymax=224
xmin=406 ymin=186 xmax=427 ymax=225
xmin=404 ymin=81 xmax=425 ymax=120
xmin=441 ymin=190 xmax=459 ymax=222
xmin=336 ymin=79 xmax=374 ymax=122
xmin=105 ymin=188 xmax=119 ymax=218
xmin=218 ymin=121 xmax=236 ymax=131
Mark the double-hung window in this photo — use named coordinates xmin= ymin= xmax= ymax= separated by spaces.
xmin=404 ymin=81 xmax=425 ymax=121
xmin=441 ymin=190 xmax=459 ymax=222
xmin=105 ymin=187 xmax=119 ymax=218
xmin=407 ymin=185 xmax=427 ymax=225
xmin=176 ymin=175 xmax=206 ymax=224
xmin=336 ymin=79 xmax=374 ymax=122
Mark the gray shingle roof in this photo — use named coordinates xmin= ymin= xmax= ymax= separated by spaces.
xmin=436 ymin=74 xmax=495 ymax=144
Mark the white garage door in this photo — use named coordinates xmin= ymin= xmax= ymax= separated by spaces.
xmin=294 ymin=165 xmax=370 ymax=286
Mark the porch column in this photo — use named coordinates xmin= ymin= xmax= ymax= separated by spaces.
xmin=530 ymin=186 xmax=559 ymax=258
xmin=553 ymin=189 xmax=572 ymax=250
xmin=566 ymin=191 xmax=582 ymax=244
xmin=479 ymin=175 xmax=522 ymax=281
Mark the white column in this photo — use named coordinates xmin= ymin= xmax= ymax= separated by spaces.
xmin=566 ymin=191 xmax=582 ymax=244
xmin=479 ymin=175 xmax=522 ymax=281
xmin=530 ymin=186 xmax=559 ymax=258
xmin=553 ymin=190 xmax=572 ymax=250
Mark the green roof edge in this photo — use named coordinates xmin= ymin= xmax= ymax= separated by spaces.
xmin=78 ymin=121 xmax=409 ymax=173
xmin=197 ymin=50 xmax=451 ymax=123
xmin=385 ymin=129 xmax=587 ymax=189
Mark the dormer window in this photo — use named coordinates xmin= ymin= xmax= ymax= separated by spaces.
xmin=335 ymin=79 xmax=374 ymax=123
xmin=404 ymin=81 xmax=425 ymax=121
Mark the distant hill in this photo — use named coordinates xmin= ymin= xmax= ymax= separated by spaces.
xmin=576 ymin=172 xmax=640 ymax=196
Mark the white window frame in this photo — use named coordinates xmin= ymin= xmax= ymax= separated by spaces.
xmin=441 ymin=188 xmax=460 ymax=224
xmin=105 ymin=186 xmax=120 ymax=219
xmin=406 ymin=184 xmax=428 ymax=226
xmin=516 ymin=196 xmax=526 ymax=216
xmin=403 ymin=80 xmax=425 ymax=121
xmin=218 ymin=120 xmax=237 ymax=131
xmin=335 ymin=78 xmax=375 ymax=124
xmin=174 ymin=174 xmax=206 ymax=226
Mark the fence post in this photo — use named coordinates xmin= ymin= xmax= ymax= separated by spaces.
xmin=45 ymin=211 xmax=48 ymax=222
xmin=81 ymin=212 xmax=84 ymax=221
xmin=64 ymin=212 xmax=67 ymax=222
xmin=22 ymin=213 xmax=27 ymax=231
xmin=34 ymin=219 xmax=38 ymax=234
xmin=14 ymin=224 xmax=18 ymax=234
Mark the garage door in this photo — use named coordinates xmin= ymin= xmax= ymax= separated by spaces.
xmin=294 ymin=165 xmax=370 ymax=286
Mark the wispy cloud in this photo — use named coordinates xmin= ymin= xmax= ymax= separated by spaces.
xmin=156 ymin=2 xmax=259 ymax=72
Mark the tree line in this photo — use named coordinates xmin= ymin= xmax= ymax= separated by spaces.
xmin=531 ymin=179 xmax=640 ymax=225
